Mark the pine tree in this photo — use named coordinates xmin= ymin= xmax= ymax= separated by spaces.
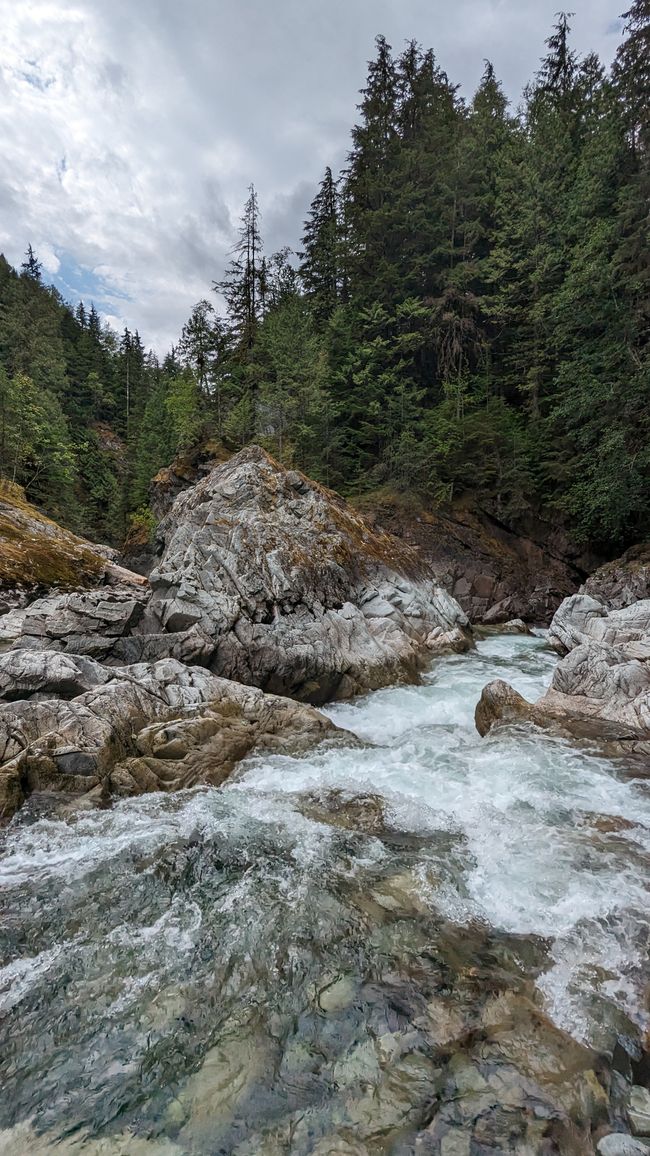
xmin=178 ymin=300 xmax=220 ymax=392
xmin=215 ymin=185 xmax=264 ymax=352
xmin=300 ymin=168 xmax=340 ymax=324
xmin=21 ymin=245 xmax=42 ymax=282
xmin=343 ymin=36 xmax=400 ymax=303
xmin=612 ymin=0 xmax=650 ymax=156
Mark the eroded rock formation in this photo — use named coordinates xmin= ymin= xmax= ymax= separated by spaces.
xmin=0 ymin=653 xmax=348 ymax=820
xmin=0 ymin=447 xmax=472 ymax=818
xmin=148 ymin=446 xmax=471 ymax=703
xmin=582 ymin=544 xmax=650 ymax=610
xmin=360 ymin=493 xmax=595 ymax=625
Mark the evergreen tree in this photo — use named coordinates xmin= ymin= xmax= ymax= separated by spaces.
xmin=300 ymin=167 xmax=341 ymax=324
xmin=21 ymin=245 xmax=42 ymax=282
xmin=215 ymin=184 xmax=264 ymax=352
xmin=343 ymin=36 xmax=400 ymax=302
xmin=612 ymin=0 xmax=650 ymax=156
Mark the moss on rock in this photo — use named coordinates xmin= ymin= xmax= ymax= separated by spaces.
xmin=0 ymin=482 xmax=105 ymax=592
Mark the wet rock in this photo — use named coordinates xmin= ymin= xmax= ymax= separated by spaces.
xmin=334 ymin=1036 xmax=442 ymax=1141
xmin=113 ymin=686 xmax=346 ymax=796
xmin=476 ymin=633 xmax=650 ymax=754
xmin=149 ymin=446 xmax=470 ymax=704
xmin=578 ymin=813 xmax=639 ymax=835
xmin=475 ymin=680 xmax=543 ymax=737
xmin=174 ymin=1030 xmax=277 ymax=1151
xmin=501 ymin=618 xmax=533 ymax=635
xmin=309 ymin=1141 xmax=371 ymax=1156
xmin=417 ymin=989 xmax=608 ymax=1155
xmin=629 ymin=1087 xmax=650 ymax=1136
xmin=598 ymin=1135 xmax=650 ymax=1155
xmin=0 ymin=656 xmax=348 ymax=819
xmin=438 ymin=1130 xmax=472 ymax=1156
xmin=370 ymin=870 xmax=431 ymax=918
xmin=299 ymin=791 xmax=386 ymax=834
xmin=426 ymin=626 xmax=473 ymax=656
xmin=316 ymin=975 xmax=358 ymax=1013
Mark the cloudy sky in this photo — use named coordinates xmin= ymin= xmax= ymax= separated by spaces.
xmin=1 ymin=0 xmax=624 ymax=353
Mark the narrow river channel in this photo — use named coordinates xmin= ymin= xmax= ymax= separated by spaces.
xmin=1 ymin=634 xmax=649 ymax=1153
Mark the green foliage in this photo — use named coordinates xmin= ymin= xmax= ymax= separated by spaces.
xmin=0 ymin=371 xmax=76 ymax=517
xmin=164 ymin=370 xmax=205 ymax=452
xmin=1 ymin=9 xmax=648 ymax=557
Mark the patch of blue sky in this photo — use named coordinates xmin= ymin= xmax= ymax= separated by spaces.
xmin=18 ymin=59 xmax=55 ymax=91
xmin=50 ymin=255 xmax=131 ymax=316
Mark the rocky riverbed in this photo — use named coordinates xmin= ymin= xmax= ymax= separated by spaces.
xmin=1 ymin=634 xmax=649 ymax=1155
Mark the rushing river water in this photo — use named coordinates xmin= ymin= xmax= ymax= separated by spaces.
xmin=1 ymin=634 xmax=649 ymax=1154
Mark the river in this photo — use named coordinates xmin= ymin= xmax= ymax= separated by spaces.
xmin=1 ymin=634 xmax=649 ymax=1154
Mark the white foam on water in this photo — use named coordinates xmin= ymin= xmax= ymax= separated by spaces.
xmin=1 ymin=634 xmax=649 ymax=1049
xmin=231 ymin=634 xmax=650 ymax=1039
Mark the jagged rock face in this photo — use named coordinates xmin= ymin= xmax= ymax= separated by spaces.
xmin=0 ymin=653 xmax=348 ymax=821
xmin=477 ymin=592 xmax=650 ymax=755
xmin=549 ymin=595 xmax=650 ymax=656
xmin=2 ymin=585 xmax=215 ymax=667
xmin=582 ymin=544 xmax=650 ymax=610
xmin=360 ymin=496 xmax=593 ymax=625
xmin=149 ymin=446 xmax=470 ymax=704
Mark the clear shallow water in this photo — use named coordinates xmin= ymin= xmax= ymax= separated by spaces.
xmin=1 ymin=634 xmax=649 ymax=1153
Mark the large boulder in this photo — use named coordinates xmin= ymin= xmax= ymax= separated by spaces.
xmin=0 ymin=654 xmax=348 ymax=821
xmin=476 ymin=592 xmax=650 ymax=754
xmin=148 ymin=446 xmax=470 ymax=704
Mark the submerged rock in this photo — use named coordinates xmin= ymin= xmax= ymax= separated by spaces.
xmin=629 ymin=1086 xmax=650 ymax=1137
xmin=149 ymin=446 xmax=470 ymax=704
xmin=298 ymin=791 xmax=386 ymax=834
xmin=501 ymin=618 xmax=533 ymax=635
xmin=598 ymin=1134 xmax=650 ymax=1155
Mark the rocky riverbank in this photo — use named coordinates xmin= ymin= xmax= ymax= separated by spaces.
xmin=475 ymin=571 xmax=650 ymax=759
xmin=0 ymin=448 xmax=469 ymax=820
xmin=1 ymin=633 xmax=649 ymax=1155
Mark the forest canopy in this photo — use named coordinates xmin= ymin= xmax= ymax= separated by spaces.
xmin=0 ymin=7 xmax=648 ymax=553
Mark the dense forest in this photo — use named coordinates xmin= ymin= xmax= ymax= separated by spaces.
xmin=0 ymin=6 xmax=648 ymax=552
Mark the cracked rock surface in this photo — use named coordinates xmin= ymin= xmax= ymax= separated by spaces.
xmin=150 ymin=446 xmax=470 ymax=703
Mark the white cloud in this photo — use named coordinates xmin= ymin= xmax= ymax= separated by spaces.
xmin=0 ymin=0 xmax=624 ymax=352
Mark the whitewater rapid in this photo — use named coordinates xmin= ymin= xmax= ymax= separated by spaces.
xmin=1 ymin=633 xmax=649 ymax=1152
